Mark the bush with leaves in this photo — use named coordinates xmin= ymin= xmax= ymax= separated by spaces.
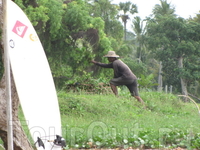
xmin=138 ymin=74 xmax=158 ymax=90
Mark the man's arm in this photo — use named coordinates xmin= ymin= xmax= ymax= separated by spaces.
xmin=91 ymin=60 xmax=113 ymax=68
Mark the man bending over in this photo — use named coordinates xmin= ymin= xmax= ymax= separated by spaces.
xmin=91 ymin=51 xmax=144 ymax=104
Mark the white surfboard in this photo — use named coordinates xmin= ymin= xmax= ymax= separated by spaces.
xmin=6 ymin=1 xmax=63 ymax=149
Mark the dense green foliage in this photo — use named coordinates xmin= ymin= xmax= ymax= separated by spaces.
xmin=57 ymin=91 xmax=200 ymax=149
xmin=146 ymin=16 xmax=200 ymax=92
xmin=0 ymin=0 xmax=200 ymax=96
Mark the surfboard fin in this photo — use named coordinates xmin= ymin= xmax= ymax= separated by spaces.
xmin=53 ymin=135 xmax=66 ymax=147
xmin=35 ymin=137 xmax=45 ymax=149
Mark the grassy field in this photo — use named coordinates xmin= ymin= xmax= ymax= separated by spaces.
xmin=57 ymin=89 xmax=200 ymax=149
xmin=5 ymin=89 xmax=199 ymax=149
xmin=0 ymin=145 xmax=4 ymax=150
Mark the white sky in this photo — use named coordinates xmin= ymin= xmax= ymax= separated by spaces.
xmin=111 ymin=0 xmax=200 ymax=19
xmin=111 ymin=0 xmax=200 ymax=31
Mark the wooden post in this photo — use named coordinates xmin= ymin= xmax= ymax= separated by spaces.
xmin=170 ymin=85 xmax=173 ymax=93
xmin=3 ymin=0 xmax=14 ymax=149
xmin=165 ymin=85 xmax=168 ymax=93
xmin=157 ymin=61 xmax=162 ymax=92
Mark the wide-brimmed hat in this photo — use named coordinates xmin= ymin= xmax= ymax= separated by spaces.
xmin=104 ymin=51 xmax=120 ymax=58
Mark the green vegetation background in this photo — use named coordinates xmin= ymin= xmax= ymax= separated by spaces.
xmin=52 ymin=90 xmax=200 ymax=149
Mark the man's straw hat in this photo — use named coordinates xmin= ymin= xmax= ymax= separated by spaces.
xmin=104 ymin=51 xmax=119 ymax=58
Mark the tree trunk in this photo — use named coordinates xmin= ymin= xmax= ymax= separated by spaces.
xmin=157 ymin=61 xmax=162 ymax=91
xmin=0 ymin=73 xmax=34 ymax=150
xmin=178 ymin=56 xmax=188 ymax=101
xmin=0 ymin=0 xmax=34 ymax=149
xmin=124 ymin=21 xmax=126 ymax=40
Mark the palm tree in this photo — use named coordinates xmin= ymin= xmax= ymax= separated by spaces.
xmin=118 ymin=1 xmax=137 ymax=40
xmin=152 ymin=0 xmax=176 ymax=19
xmin=151 ymin=0 xmax=176 ymax=91
xmin=131 ymin=16 xmax=146 ymax=63
xmin=190 ymin=11 xmax=200 ymax=23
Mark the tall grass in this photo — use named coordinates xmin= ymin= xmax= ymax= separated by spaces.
xmin=11 ymin=89 xmax=200 ymax=149
xmin=58 ymin=89 xmax=200 ymax=149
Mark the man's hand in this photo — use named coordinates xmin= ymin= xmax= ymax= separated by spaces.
xmin=91 ymin=60 xmax=97 ymax=64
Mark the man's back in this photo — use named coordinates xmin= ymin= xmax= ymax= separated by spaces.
xmin=112 ymin=59 xmax=137 ymax=80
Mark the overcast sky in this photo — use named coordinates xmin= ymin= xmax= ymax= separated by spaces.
xmin=111 ymin=0 xmax=200 ymax=19
xmin=111 ymin=0 xmax=200 ymax=31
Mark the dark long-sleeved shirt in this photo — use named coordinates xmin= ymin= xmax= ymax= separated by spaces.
xmin=95 ymin=59 xmax=137 ymax=80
